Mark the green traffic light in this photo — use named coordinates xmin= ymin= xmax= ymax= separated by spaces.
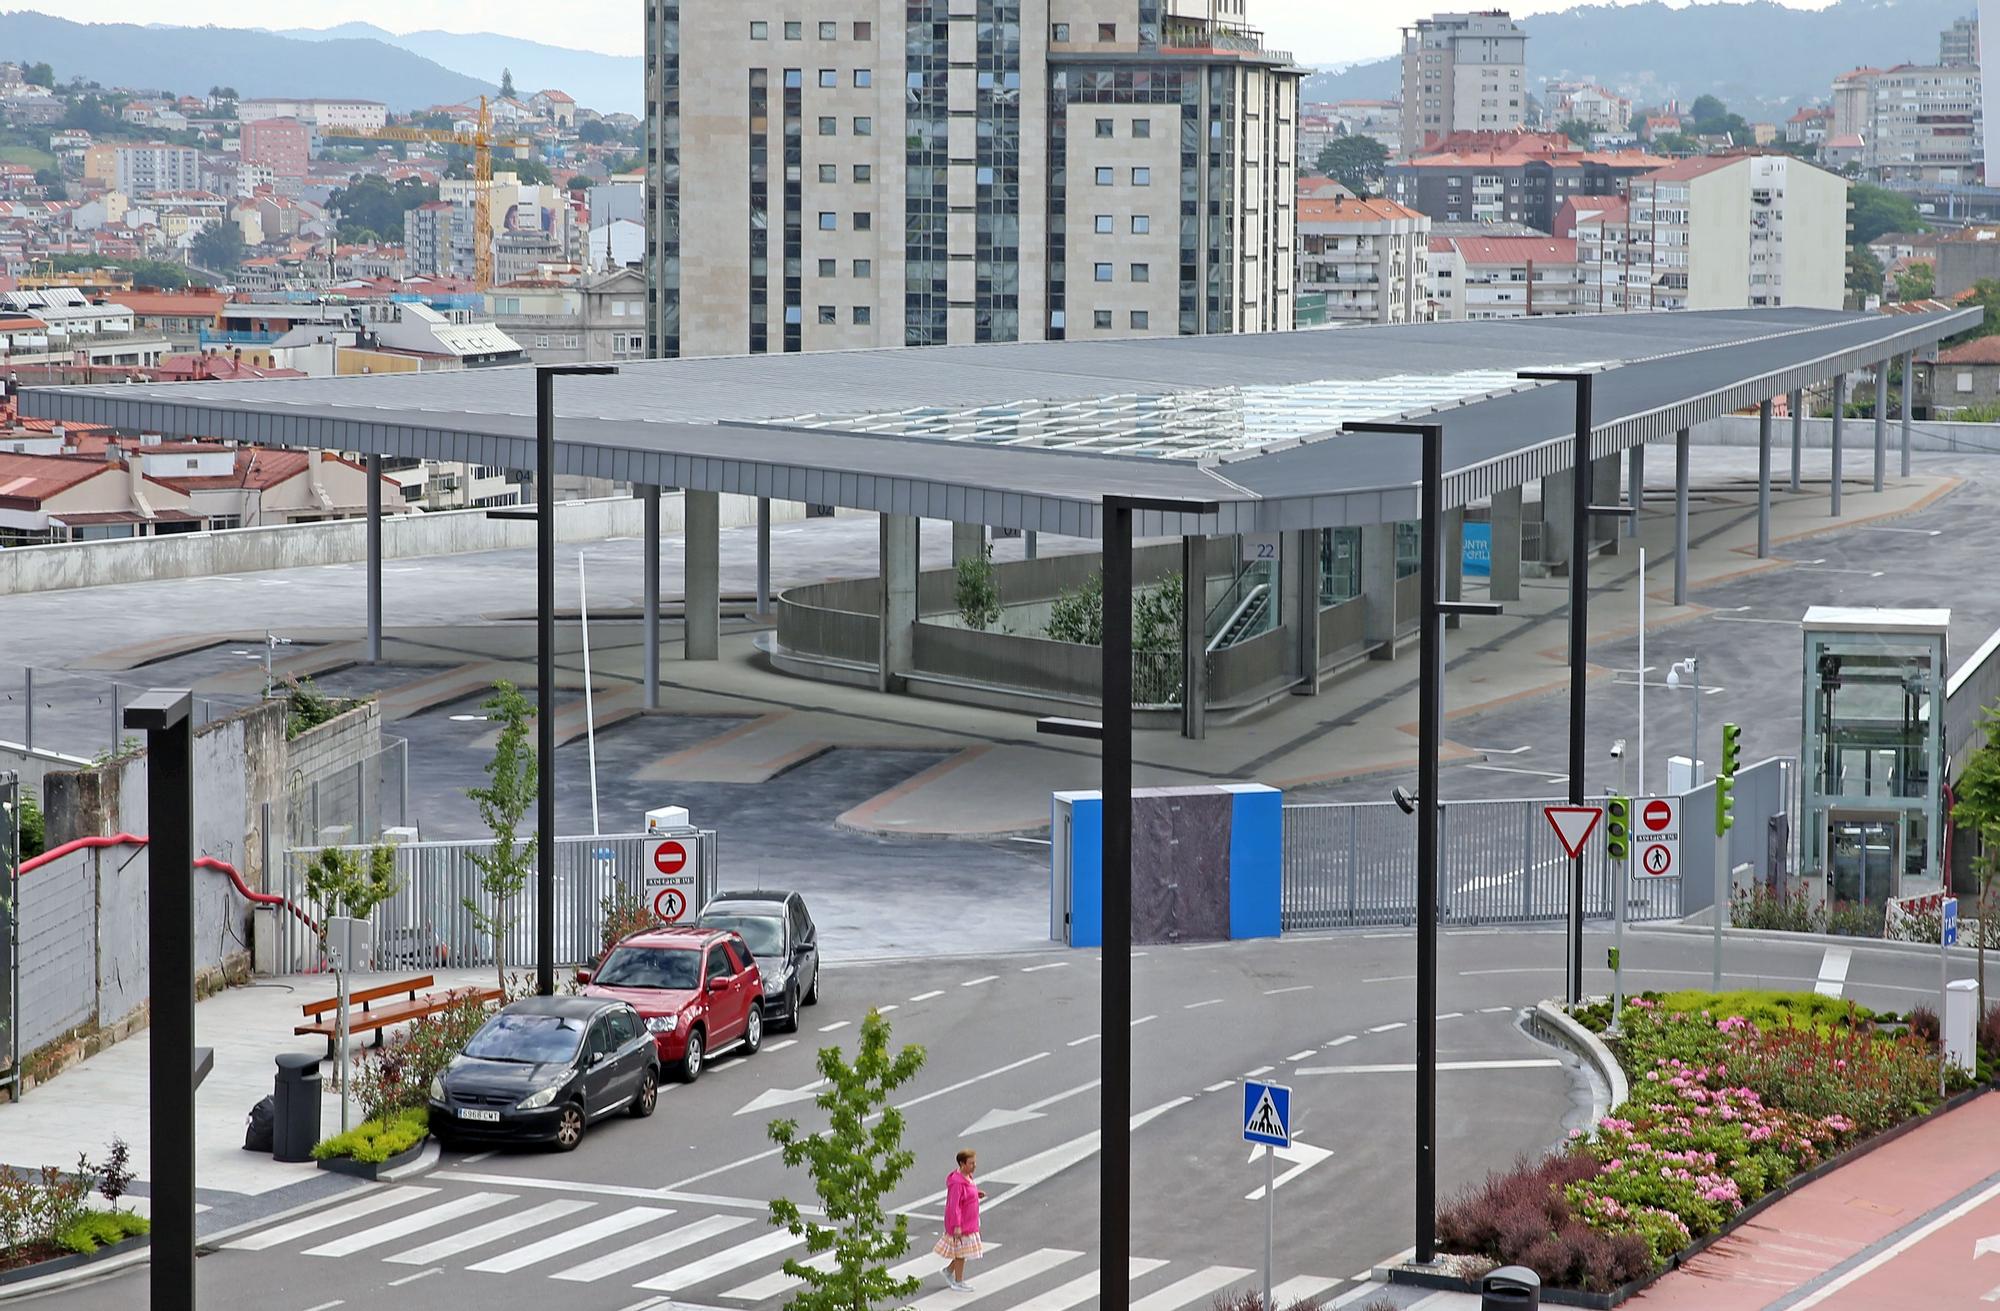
xmin=1606 ymin=795 xmax=1631 ymax=861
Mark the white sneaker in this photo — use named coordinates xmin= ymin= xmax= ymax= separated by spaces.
xmin=957 ymin=1281 xmax=976 ymax=1291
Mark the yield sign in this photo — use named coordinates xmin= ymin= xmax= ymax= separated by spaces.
xmin=1544 ymin=806 xmax=1603 ymax=859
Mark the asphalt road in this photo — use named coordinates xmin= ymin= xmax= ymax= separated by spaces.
xmin=35 ymin=923 xmax=1982 ymax=1311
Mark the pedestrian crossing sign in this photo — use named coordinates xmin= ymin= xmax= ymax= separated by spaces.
xmin=1242 ymin=1080 xmax=1291 ymax=1148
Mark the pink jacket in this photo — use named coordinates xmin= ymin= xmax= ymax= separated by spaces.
xmin=944 ymin=1170 xmax=980 ymax=1235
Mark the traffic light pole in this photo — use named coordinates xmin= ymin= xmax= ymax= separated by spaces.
xmin=1605 ymin=796 xmax=1631 ymax=1033
xmin=1712 ymin=724 xmax=1740 ymax=989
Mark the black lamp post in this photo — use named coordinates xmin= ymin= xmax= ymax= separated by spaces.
xmin=1516 ymin=370 xmax=1632 ymax=1005
xmin=491 ymin=363 xmax=619 ymax=995
xmin=1037 ymin=492 xmax=1216 ymax=1310
xmin=1340 ymin=423 xmax=1501 ymax=1264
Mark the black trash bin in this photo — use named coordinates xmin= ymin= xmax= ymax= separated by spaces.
xmin=1481 ymin=1265 xmax=1541 ymax=1309
xmin=272 ymin=1052 xmax=323 ymax=1163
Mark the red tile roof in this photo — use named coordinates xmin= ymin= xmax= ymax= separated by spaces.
xmin=1299 ymin=196 xmax=1426 ymax=224
xmin=1935 ymin=337 xmax=2000 ymax=365
xmin=1432 ymin=235 xmax=1578 ymax=265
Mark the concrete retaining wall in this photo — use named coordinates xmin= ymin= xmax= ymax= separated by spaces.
xmin=0 ymin=492 xmax=797 ymax=597
xmin=1693 ymin=413 xmax=2000 ymax=455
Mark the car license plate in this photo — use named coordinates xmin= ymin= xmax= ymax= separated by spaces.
xmin=457 ymin=1108 xmax=500 ymax=1122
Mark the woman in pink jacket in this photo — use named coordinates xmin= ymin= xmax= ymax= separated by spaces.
xmin=933 ymin=1147 xmax=986 ymax=1290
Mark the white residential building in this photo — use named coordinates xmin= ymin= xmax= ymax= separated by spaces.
xmin=1614 ymin=154 xmax=1849 ymax=311
xmin=1427 ymin=234 xmax=1582 ymax=320
xmin=1297 ymin=196 xmax=1432 ymax=324
xmin=236 ymin=99 xmax=389 ymax=133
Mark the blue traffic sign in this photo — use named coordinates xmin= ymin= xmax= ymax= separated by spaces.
xmin=1944 ymin=897 xmax=1959 ymax=947
xmin=1242 ymin=1080 xmax=1291 ymax=1148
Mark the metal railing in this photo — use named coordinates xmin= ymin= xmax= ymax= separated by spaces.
xmin=3 ymin=666 xmax=232 ymax=763
xmin=1279 ymin=761 xmax=1795 ymax=931
xmin=275 ymin=830 xmax=719 ymax=976
xmin=285 ymin=736 xmax=410 ymax=849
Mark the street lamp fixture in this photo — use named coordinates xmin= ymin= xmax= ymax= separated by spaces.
xmin=1667 ymin=657 xmax=1702 ymax=785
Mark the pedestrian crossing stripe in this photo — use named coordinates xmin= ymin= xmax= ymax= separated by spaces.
xmin=227 ymin=1190 xmax=1346 ymax=1309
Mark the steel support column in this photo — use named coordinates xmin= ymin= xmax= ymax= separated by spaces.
xmin=1901 ymin=350 xmax=1915 ymax=478
xmin=642 ymin=485 xmax=660 ymax=710
xmin=1800 ymin=389 xmax=1816 ymax=497
xmin=1674 ymin=427 xmax=1689 ymax=608
xmin=365 ymin=453 xmax=382 ymax=663
xmin=1756 ymin=400 xmax=1772 ymax=560
xmin=756 ymin=496 xmax=771 ymax=616
xmin=1488 ymin=486 xmax=1522 ymax=603
xmin=1626 ymin=443 xmax=1643 ymax=537
xmin=1831 ymin=373 xmax=1846 ymax=517
xmin=1182 ymin=535 xmax=1206 ymax=739
xmin=1873 ymin=359 xmax=1888 ymax=493
xmin=685 ymin=490 xmax=721 ymax=660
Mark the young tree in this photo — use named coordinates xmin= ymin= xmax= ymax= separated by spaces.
xmin=1949 ymin=709 xmax=2000 ymax=1022
xmin=953 ymin=543 xmax=1001 ymax=631
xmin=1893 ymin=260 xmax=1935 ymax=303
xmin=768 ymin=1011 xmax=927 ymax=1311
xmin=465 ymin=680 xmax=537 ymax=985
xmin=302 ymin=843 xmax=402 ymax=964
xmin=24 ymin=62 xmax=53 ymax=88
xmin=1315 ymin=136 xmax=1389 ymax=197
xmin=500 ymin=68 xmax=517 ymax=100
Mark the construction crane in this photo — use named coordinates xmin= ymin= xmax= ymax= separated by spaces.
xmin=320 ymin=96 xmax=535 ymax=289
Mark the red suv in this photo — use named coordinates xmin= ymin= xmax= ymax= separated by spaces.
xmin=577 ymin=926 xmax=764 ymax=1082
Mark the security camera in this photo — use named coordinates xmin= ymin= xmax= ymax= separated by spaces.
xmin=1392 ymin=786 xmax=1418 ymax=816
xmin=1609 ymin=739 xmax=1626 ymax=759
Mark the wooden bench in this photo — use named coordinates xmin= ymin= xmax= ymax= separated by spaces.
xmin=295 ymin=974 xmax=504 ymax=1058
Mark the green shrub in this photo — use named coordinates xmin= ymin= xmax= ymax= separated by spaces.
xmin=311 ymin=1106 xmax=430 ymax=1163
xmin=57 ymin=1209 xmax=149 ymax=1254
xmin=1649 ymin=989 xmax=1874 ymax=1033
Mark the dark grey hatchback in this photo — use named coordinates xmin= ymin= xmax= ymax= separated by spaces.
xmin=429 ymin=996 xmax=660 ymax=1151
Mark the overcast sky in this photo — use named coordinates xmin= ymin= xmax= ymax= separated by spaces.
xmin=57 ymin=0 xmax=1842 ymax=68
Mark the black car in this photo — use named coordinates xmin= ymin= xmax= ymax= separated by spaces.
xmin=430 ymin=996 xmax=660 ymax=1151
xmin=696 ymin=889 xmax=820 ymax=1033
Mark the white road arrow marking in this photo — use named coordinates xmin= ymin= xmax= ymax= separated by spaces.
xmin=1975 ymin=1232 xmax=2000 ymax=1259
xmin=962 ymin=1078 xmax=1102 ymax=1136
xmin=1244 ymin=1140 xmax=1335 ymax=1200
xmin=734 ymin=1078 xmax=828 ymax=1116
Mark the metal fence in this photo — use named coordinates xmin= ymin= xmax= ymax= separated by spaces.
xmin=284 ymin=736 xmax=410 ymax=849
xmin=1280 ymin=758 xmax=1793 ymax=931
xmin=0 ymin=772 xmax=17 ymax=1097
xmin=274 ymin=830 xmax=719 ymax=976
xmin=3 ymin=666 xmax=233 ymax=762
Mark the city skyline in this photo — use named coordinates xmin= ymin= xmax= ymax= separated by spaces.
xmin=28 ymin=0 xmax=1844 ymax=72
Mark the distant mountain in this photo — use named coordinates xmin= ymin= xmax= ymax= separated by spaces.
xmin=1305 ymin=0 xmax=1978 ymax=116
xmin=0 ymin=11 xmax=494 ymax=111
xmin=276 ymin=24 xmax=643 ymax=118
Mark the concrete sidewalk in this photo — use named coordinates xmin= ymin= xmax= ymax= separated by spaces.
xmin=0 ymin=969 xmax=493 ymax=1215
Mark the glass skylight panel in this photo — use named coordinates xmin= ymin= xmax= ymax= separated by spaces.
xmin=779 ymin=369 xmax=1530 ymax=460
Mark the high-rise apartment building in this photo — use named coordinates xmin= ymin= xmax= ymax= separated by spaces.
xmin=1398 ymin=11 xmax=1528 ymax=156
xmin=1864 ymin=63 xmax=1983 ymax=184
xmin=644 ymin=0 xmax=1301 ymax=359
xmin=239 ymin=117 xmax=311 ymax=180
xmin=82 ymin=143 xmax=201 ymax=198
xmin=1942 ymin=15 xmax=1979 ymax=66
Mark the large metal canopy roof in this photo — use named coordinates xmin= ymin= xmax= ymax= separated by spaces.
xmin=22 ymin=306 xmax=1976 ymax=537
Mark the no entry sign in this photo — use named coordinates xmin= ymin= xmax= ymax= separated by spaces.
xmin=1634 ymin=795 xmax=1680 ymax=880
xmin=645 ymin=838 xmax=696 ymax=923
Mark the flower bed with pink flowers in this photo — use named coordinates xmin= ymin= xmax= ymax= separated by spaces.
xmin=1420 ymin=993 xmax=1971 ymax=1303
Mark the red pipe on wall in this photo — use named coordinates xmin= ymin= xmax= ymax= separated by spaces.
xmin=16 ymin=831 xmax=319 ymax=932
